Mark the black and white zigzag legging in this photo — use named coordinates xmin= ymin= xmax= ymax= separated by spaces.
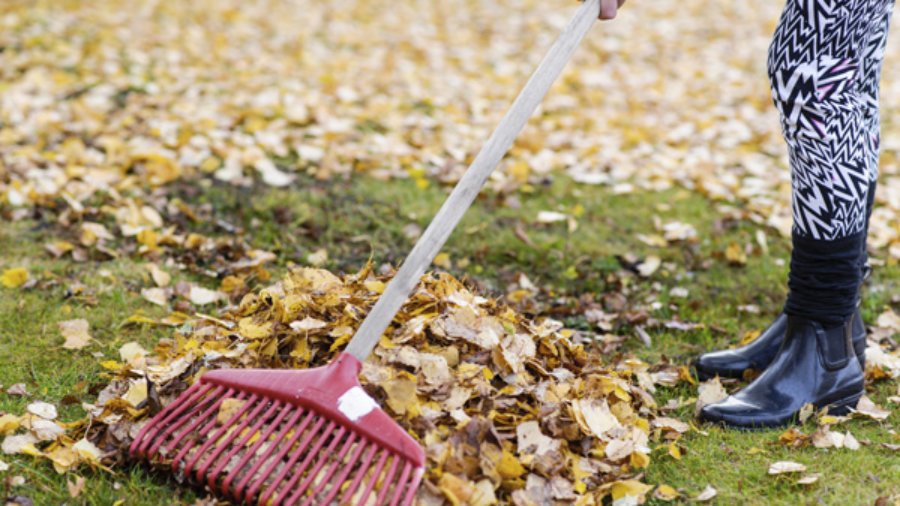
xmin=768 ymin=0 xmax=895 ymax=240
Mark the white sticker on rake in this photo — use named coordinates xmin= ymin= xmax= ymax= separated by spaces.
xmin=337 ymin=386 xmax=378 ymax=422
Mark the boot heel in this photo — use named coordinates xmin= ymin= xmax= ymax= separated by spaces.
xmin=825 ymin=392 xmax=863 ymax=416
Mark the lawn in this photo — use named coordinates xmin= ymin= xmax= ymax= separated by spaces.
xmin=2 ymin=174 xmax=898 ymax=504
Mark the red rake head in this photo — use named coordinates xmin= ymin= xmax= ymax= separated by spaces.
xmin=129 ymin=353 xmax=425 ymax=505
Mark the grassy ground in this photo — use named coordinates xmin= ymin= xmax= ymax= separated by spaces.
xmin=1 ymin=175 xmax=898 ymax=504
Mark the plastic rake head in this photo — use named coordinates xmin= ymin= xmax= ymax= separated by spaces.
xmin=129 ymin=353 xmax=425 ymax=505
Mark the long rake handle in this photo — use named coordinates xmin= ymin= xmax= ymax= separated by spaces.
xmin=346 ymin=0 xmax=600 ymax=361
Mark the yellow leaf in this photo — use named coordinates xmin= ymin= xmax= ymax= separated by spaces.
xmin=611 ymin=480 xmax=653 ymax=500
xmin=364 ymin=280 xmax=385 ymax=293
xmin=100 ymin=360 xmax=122 ymax=371
xmin=123 ymin=379 xmax=148 ymax=408
xmin=667 ymin=442 xmax=682 ymax=460
xmin=1 ymin=268 xmax=28 ymax=288
xmin=738 ymin=329 xmax=762 ymax=346
xmin=238 ymin=317 xmax=273 ymax=339
xmin=46 ymin=446 xmax=77 ymax=473
xmin=45 ymin=240 xmax=74 ymax=258
xmin=434 ymin=252 xmax=452 ymax=269
xmin=381 ymin=376 xmax=418 ymax=417
xmin=725 ymin=242 xmax=747 ymax=266
xmin=630 ymin=450 xmax=650 ymax=469
xmin=438 ymin=473 xmax=475 ymax=505
xmin=496 ymin=450 xmax=526 ymax=479
xmin=72 ymin=439 xmax=102 ymax=465
xmin=217 ymin=398 xmax=247 ymax=424
xmin=123 ymin=313 xmax=157 ymax=326
xmin=137 ymin=228 xmax=159 ymax=249
xmin=0 ymin=414 xmax=20 ymax=435
xmin=654 ymin=484 xmax=680 ymax=501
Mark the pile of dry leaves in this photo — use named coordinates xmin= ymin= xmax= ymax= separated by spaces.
xmin=4 ymin=265 xmax=702 ymax=503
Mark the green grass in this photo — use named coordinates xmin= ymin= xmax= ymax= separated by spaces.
xmin=1 ymin=175 xmax=898 ymax=504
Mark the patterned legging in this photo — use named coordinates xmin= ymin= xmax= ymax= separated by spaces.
xmin=768 ymin=0 xmax=895 ymax=240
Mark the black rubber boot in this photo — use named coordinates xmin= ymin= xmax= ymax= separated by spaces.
xmin=694 ymin=308 xmax=866 ymax=381
xmin=698 ymin=316 xmax=864 ymax=429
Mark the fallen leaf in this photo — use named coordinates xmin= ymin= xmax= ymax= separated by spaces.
xmin=695 ymin=377 xmax=728 ymax=416
xmin=573 ymin=398 xmax=620 ymax=438
xmin=537 ymin=211 xmax=568 ymax=223
xmin=58 ymin=319 xmax=92 ymax=350
xmin=189 ymin=286 xmax=223 ymax=305
xmin=610 ymin=479 xmax=653 ymax=501
xmin=289 ymin=317 xmax=328 ymax=332
xmin=119 ymin=342 xmax=148 ymax=366
xmin=768 ymin=461 xmax=807 ymax=475
xmin=1 ymin=268 xmax=28 ymax=288
xmin=517 ymin=421 xmax=561 ymax=457
xmin=67 ymin=476 xmax=86 ymax=498
xmin=653 ymin=484 xmax=680 ymax=501
xmin=637 ymin=256 xmax=661 ymax=277
xmin=72 ymin=439 xmax=102 ymax=465
xmin=0 ymin=415 xmax=21 ymax=435
xmin=146 ymin=264 xmax=171 ymax=287
xmin=141 ymin=287 xmax=169 ymax=306
xmin=26 ymin=401 xmax=58 ymax=420
xmin=2 ymin=434 xmax=39 ymax=455
xmin=6 ymin=384 xmax=27 ymax=396
xmin=851 ymin=396 xmax=891 ymax=421
xmin=216 ymin=398 xmax=247 ymax=424
xmin=797 ymin=474 xmax=820 ymax=485
xmin=695 ymin=484 xmax=717 ymax=502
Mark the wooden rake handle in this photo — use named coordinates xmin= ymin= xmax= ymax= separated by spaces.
xmin=346 ymin=0 xmax=600 ymax=361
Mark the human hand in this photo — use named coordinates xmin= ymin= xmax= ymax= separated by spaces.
xmin=599 ymin=0 xmax=626 ymax=20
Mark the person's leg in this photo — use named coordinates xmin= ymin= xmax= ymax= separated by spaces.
xmin=699 ymin=0 xmax=889 ymax=427
xmin=858 ymin=0 xmax=895 ymax=278
xmin=694 ymin=0 xmax=885 ymax=381
xmin=770 ymin=0 xmax=882 ymax=324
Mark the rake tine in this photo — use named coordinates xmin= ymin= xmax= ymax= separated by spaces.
xmin=208 ymin=400 xmax=283 ymax=491
xmin=245 ymin=413 xmax=324 ymax=502
xmin=312 ymin=438 xmax=372 ymax=506
xmin=260 ymin=419 xmax=335 ymax=505
xmin=131 ymin=382 xmax=211 ymax=456
xmin=357 ymin=450 xmax=391 ymax=506
xmin=389 ymin=461 xmax=414 ymax=506
xmin=147 ymin=385 xmax=231 ymax=458
xmin=281 ymin=425 xmax=348 ymax=506
xmin=298 ymin=433 xmax=359 ymax=506
xmin=169 ymin=390 xmax=247 ymax=471
xmin=339 ymin=445 xmax=381 ymax=505
xmin=185 ymin=393 xmax=265 ymax=479
xmin=402 ymin=467 xmax=424 ymax=506
xmin=374 ymin=454 xmax=402 ymax=505
xmin=223 ymin=406 xmax=302 ymax=499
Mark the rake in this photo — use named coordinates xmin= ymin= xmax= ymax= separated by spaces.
xmin=129 ymin=1 xmax=600 ymax=503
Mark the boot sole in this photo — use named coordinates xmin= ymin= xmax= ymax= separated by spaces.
xmin=699 ymin=390 xmax=864 ymax=430
xmin=820 ymin=391 xmax=864 ymax=417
